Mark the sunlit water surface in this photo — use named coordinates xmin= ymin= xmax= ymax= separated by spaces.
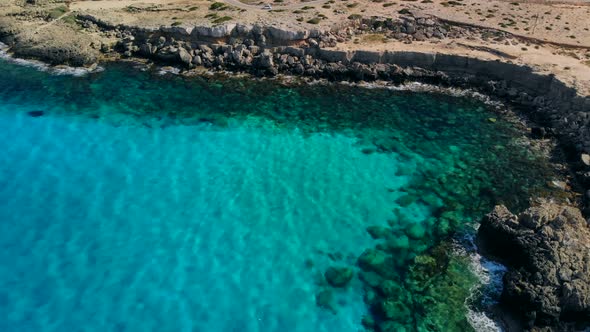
xmin=0 ymin=61 xmax=555 ymax=332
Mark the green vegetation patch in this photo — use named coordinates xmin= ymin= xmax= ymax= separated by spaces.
xmin=209 ymin=2 xmax=228 ymax=10
xmin=212 ymin=16 xmax=233 ymax=24
xmin=47 ymin=5 xmax=67 ymax=20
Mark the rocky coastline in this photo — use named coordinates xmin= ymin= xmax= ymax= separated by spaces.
xmin=478 ymin=203 xmax=590 ymax=331
xmin=1 ymin=10 xmax=590 ymax=331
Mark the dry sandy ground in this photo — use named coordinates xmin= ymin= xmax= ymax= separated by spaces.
xmin=70 ymin=0 xmax=590 ymax=46
xmin=2 ymin=0 xmax=589 ymax=94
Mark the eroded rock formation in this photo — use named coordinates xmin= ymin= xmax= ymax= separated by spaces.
xmin=478 ymin=203 xmax=590 ymax=330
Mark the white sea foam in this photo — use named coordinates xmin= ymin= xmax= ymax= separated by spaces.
xmin=0 ymin=42 xmax=102 ymax=76
xmin=453 ymin=232 xmax=507 ymax=332
xmin=157 ymin=66 xmax=181 ymax=75
xmin=466 ymin=251 xmax=507 ymax=332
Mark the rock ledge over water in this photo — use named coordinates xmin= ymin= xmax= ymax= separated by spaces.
xmin=477 ymin=203 xmax=590 ymax=330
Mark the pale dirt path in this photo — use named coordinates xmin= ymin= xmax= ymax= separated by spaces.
xmin=29 ymin=11 xmax=71 ymax=34
xmin=71 ymin=0 xmax=181 ymax=11
xmin=223 ymin=0 xmax=327 ymax=11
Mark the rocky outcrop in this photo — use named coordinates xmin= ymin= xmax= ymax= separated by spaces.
xmin=0 ymin=19 xmax=99 ymax=66
xmin=477 ymin=204 xmax=590 ymax=330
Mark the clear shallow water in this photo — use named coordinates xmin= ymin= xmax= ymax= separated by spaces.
xmin=0 ymin=61 xmax=556 ymax=332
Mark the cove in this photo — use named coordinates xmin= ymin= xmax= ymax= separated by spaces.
xmin=0 ymin=60 xmax=557 ymax=332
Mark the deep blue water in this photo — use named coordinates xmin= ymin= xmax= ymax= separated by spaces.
xmin=0 ymin=60 xmax=555 ymax=331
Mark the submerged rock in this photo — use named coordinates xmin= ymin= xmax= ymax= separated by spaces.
xmin=27 ymin=110 xmax=44 ymax=117
xmin=359 ymin=271 xmax=383 ymax=288
xmin=315 ymin=289 xmax=336 ymax=313
xmin=378 ymin=299 xmax=412 ymax=323
xmin=366 ymin=225 xmax=390 ymax=239
xmin=405 ymin=223 xmax=426 ymax=240
xmin=324 ymin=266 xmax=353 ymax=287
xmin=357 ymin=249 xmax=388 ymax=271
xmin=379 ymin=320 xmax=408 ymax=332
xmin=477 ymin=203 xmax=590 ymax=329
xmin=361 ymin=315 xmax=376 ymax=329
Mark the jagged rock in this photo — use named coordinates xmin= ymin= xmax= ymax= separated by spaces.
xmin=267 ymin=26 xmax=309 ymax=41
xmin=178 ymin=47 xmax=192 ymax=67
xmin=192 ymin=55 xmax=202 ymax=66
xmin=192 ymin=24 xmax=236 ymax=38
xmin=324 ymin=266 xmax=353 ymax=287
xmin=139 ymin=43 xmax=157 ymax=56
xmin=477 ymin=204 xmax=590 ymax=329
xmin=255 ymin=50 xmax=274 ymax=69
xmin=198 ymin=44 xmax=213 ymax=54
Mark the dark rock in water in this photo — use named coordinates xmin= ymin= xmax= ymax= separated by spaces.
xmin=405 ymin=223 xmax=426 ymax=240
xmin=396 ymin=194 xmax=416 ymax=207
xmin=324 ymin=266 xmax=353 ymax=287
xmin=364 ymin=288 xmax=379 ymax=307
xmin=378 ymin=320 xmax=407 ymax=332
xmin=366 ymin=225 xmax=390 ymax=239
xmin=385 ymin=234 xmax=410 ymax=250
xmin=530 ymin=126 xmax=554 ymax=139
xmin=357 ymin=249 xmax=388 ymax=271
xmin=359 ymin=271 xmax=383 ymax=288
xmin=378 ymin=280 xmax=404 ymax=298
xmin=477 ymin=203 xmax=590 ymax=330
xmin=530 ymin=127 xmax=545 ymax=139
xmin=378 ymin=299 xmax=412 ymax=323
xmin=27 ymin=110 xmax=44 ymax=117
xmin=361 ymin=315 xmax=376 ymax=329
xmin=315 ymin=289 xmax=336 ymax=313
xmin=327 ymin=252 xmax=343 ymax=261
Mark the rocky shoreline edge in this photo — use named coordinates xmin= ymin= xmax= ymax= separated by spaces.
xmin=1 ymin=11 xmax=590 ymax=331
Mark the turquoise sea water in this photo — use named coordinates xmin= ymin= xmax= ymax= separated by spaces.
xmin=0 ymin=60 xmax=556 ymax=332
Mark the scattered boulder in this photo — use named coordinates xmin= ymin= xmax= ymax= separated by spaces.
xmin=177 ymin=47 xmax=192 ymax=67
xmin=324 ymin=266 xmax=353 ymax=287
